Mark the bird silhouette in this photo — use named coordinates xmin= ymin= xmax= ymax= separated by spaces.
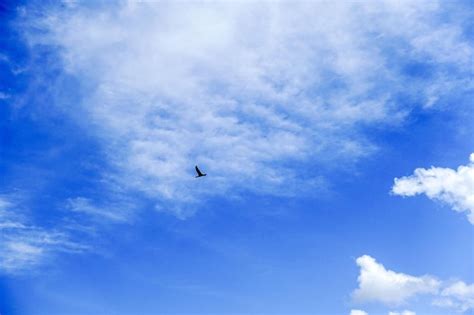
xmin=195 ymin=165 xmax=207 ymax=178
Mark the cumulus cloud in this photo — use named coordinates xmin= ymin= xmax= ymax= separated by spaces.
xmin=350 ymin=310 xmax=368 ymax=315
xmin=392 ymin=153 xmax=474 ymax=224
xmin=20 ymin=1 xmax=472 ymax=215
xmin=0 ymin=196 xmax=86 ymax=274
xmin=352 ymin=255 xmax=440 ymax=305
xmin=353 ymin=255 xmax=474 ymax=313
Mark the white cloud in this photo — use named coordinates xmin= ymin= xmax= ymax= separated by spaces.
xmin=67 ymin=197 xmax=130 ymax=222
xmin=388 ymin=311 xmax=416 ymax=315
xmin=21 ymin=1 xmax=472 ymax=215
xmin=0 ymin=230 xmax=85 ymax=274
xmin=0 ymin=196 xmax=87 ymax=274
xmin=392 ymin=153 xmax=474 ymax=224
xmin=350 ymin=309 xmax=417 ymax=315
xmin=352 ymin=255 xmax=440 ymax=305
xmin=353 ymin=255 xmax=474 ymax=313
xmin=433 ymin=281 xmax=474 ymax=312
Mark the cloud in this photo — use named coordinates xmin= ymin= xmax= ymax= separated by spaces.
xmin=352 ymin=255 xmax=440 ymax=305
xmin=388 ymin=311 xmax=416 ymax=315
xmin=19 ymin=1 xmax=473 ymax=216
xmin=392 ymin=153 xmax=474 ymax=224
xmin=66 ymin=197 xmax=130 ymax=222
xmin=350 ymin=310 xmax=416 ymax=315
xmin=353 ymin=255 xmax=474 ymax=313
xmin=0 ymin=91 xmax=10 ymax=100
xmin=433 ymin=281 xmax=474 ymax=312
xmin=0 ymin=196 xmax=87 ymax=274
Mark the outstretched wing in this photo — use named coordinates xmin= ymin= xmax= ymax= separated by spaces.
xmin=195 ymin=165 xmax=204 ymax=176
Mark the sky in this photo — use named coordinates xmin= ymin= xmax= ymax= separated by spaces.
xmin=0 ymin=0 xmax=473 ymax=314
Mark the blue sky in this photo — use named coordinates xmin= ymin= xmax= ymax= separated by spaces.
xmin=0 ymin=1 xmax=473 ymax=314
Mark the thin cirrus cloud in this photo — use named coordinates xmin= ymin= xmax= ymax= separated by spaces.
xmin=66 ymin=197 xmax=131 ymax=223
xmin=350 ymin=311 xmax=416 ymax=315
xmin=352 ymin=255 xmax=474 ymax=313
xmin=392 ymin=153 xmax=474 ymax=224
xmin=0 ymin=196 xmax=87 ymax=274
xmin=19 ymin=0 xmax=472 ymax=216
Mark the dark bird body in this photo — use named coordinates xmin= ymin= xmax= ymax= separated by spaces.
xmin=195 ymin=165 xmax=207 ymax=178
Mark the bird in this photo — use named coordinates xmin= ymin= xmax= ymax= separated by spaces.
xmin=195 ymin=165 xmax=207 ymax=178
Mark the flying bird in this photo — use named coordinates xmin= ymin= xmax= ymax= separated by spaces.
xmin=195 ymin=165 xmax=207 ymax=178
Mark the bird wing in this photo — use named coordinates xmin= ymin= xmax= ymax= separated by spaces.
xmin=195 ymin=165 xmax=203 ymax=176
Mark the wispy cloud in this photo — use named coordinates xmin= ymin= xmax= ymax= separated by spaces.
xmin=351 ymin=311 xmax=416 ymax=315
xmin=18 ymin=1 xmax=472 ymax=216
xmin=66 ymin=197 xmax=130 ymax=223
xmin=434 ymin=281 xmax=474 ymax=313
xmin=388 ymin=311 xmax=416 ymax=315
xmin=0 ymin=196 xmax=87 ymax=274
xmin=352 ymin=255 xmax=474 ymax=313
xmin=392 ymin=153 xmax=474 ymax=224
xmin=0 ymin=91 xmax=10 ymax=100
